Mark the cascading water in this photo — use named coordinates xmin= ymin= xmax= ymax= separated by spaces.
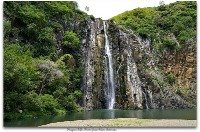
xmin=103 ymin=21 xmax=115 ymax=109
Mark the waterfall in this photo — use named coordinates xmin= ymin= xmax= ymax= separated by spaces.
xmin=142 ymin=91 xmax=149 ymax=109
xmin=103 ymin=21 xmax=115 ymax=109
xmin=82 ymin=19 xmax=191 ymax=110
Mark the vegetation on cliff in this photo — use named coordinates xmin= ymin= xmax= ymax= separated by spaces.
xmin=4 ymin=1 xmax=87 ymax=121
xmin=112 ymin=1 xmax=196 ymax=51
xmin=112 ymin=1 xmax=196 ymax=105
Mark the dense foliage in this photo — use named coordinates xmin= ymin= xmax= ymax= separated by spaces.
xmin=4 ymin=1 xmax=88 ymax=121
xmin=112 ymin=1 xmax=196 ymax=52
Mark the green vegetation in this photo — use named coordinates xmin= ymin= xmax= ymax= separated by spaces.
xmin=112 ymin=1 xmax=196 ymax=106
xmin=63 ymin=31 xmax=80 ymax=48
xmin=4 ymin=1 xmax=87 ymax=121
xmin=112 ymin=1 xmax=196 ymax=51
xmin=166 ymin=73 xmax=176 ymax=85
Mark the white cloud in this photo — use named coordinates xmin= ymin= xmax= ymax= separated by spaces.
xmin=75 ymin=0 xmax=179 ymax=20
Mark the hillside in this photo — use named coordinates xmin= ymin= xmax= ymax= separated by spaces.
xmin=4 ymin=1 xmax=90 ymax=121
xmin=112 ymin=1 xmax=196 ymax=106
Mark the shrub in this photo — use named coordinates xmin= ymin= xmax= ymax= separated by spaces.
xmin=22 ymin=91 xmax=66 ymax=115
xmin=162 ymin=37 xmax=180 ymax=50
xmin=38 ymin=94 xmax=65 ymax=115
xmin=175 ymin=88 xmax=183 ymax=96
xmin=166 ymin=73 xmax=176 ymax=85
xmin=44 ymin=2 xmax=72 ymax=15
xmin=38 ymin=27 xmax=54 ymax=44
xmin=56 ymin=54 xmax=75 ymax=69
xmin=4 ymin=44 xmax=39 ymax=93
xmin=63 ymin=31 xmax=80 ymax=48
xmin=4 ymin=20 xmax=12 ymax=37
xmin=178 ymin=29 xmax=196 ymax=43
xmin=18 ymin=4 xmax=46 ymax=25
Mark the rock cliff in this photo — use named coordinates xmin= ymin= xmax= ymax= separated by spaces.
xmin=80 ymin=18 xmax=195 ymax=110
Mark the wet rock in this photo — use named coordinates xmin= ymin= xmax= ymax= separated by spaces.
xmin=80 ymin=18 xmax=195 ymax=110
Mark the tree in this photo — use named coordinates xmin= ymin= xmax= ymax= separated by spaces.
xmin=159 ymin=1 xmax=165 ymax=6
xmin=85 ymin=6 xmax=89 ymax=12
xmin=63 ymin=31 xmax=80 ymax=48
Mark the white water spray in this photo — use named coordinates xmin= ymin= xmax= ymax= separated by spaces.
xmin=103 ymin=21 xmax=115 ymax=109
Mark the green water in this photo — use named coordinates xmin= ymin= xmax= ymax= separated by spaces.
xmin=4 ymin=108 xmax=196 ymax=127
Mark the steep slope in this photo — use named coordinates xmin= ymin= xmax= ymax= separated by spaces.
xmin=112 ymin=1 xmax=196 ymax=107
xmin=3 ymin=1 xmax=91 ymax=120
xmin=81 ymin=18 xmax=193 ymax=110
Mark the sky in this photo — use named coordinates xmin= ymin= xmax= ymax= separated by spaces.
xmin=75 ymin=0 xmax=180 ymax=20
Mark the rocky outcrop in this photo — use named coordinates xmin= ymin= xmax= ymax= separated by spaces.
xmin=80 ymin=18 xmax=195 ymax=110
xmin=81 ymin=19 xmax=106 ymax=110
xmin=161 ymin=38 xmax=196 ymax=105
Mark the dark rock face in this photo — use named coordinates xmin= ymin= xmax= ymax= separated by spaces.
xmin=80 ymin=18 xmax=194 ymax=110
xmin=81 ymin=19 xmax=106 ymax=110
